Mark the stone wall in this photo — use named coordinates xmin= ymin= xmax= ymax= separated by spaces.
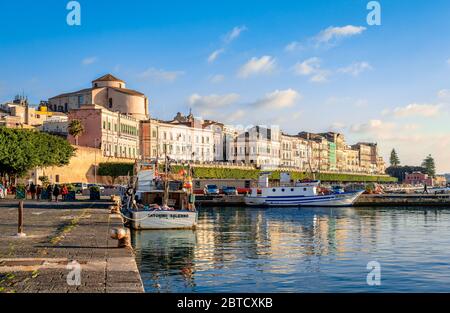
xmin=31 ymin=145 xmax=134 ymax=184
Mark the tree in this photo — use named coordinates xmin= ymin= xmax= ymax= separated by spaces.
xmin=421 ymin=154 xmax=436 ymax=178
xmin=390 ymin=149 xmax=400 ymax=167
xmin=68 ymin=119 xmax=84 ymax=146
xmin=0 ymin=128 xmax=75 ymax=179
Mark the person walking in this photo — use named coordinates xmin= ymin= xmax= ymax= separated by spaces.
xmin=53 ymin=184 xmax=61 ymax=202
xmin=30 ymin=182 xmax=37 ymax=200
xmin=36 ymin=185 xmax=42 ymax=201
xmin=46 ymin=184 xmax=53 ymax=202
xmin=61 ymin=185 xmax=69 ymax=201
xmin=423 ymin=183 xmax=429 ymax=194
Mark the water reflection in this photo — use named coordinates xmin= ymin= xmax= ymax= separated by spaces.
xmin=133 ymin=206 xmax=450 ymax=293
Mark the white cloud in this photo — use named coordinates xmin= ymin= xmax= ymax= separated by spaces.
xmin=437 ymin=89 xmax=450 ymax=100
xmin=208 ymin=49 xmax=225 ymax=63
xmin=293 ymin=57 xmax=330 ymax=82
xmin=188 ymin=93 xmax=240 ymax=110
xmin=329 ymin=122 xmax=346 ymax=132
xmin=138 ymin=68 xmax=185 ymax=82
xmin=238 ymin=56 xmax=276 ymax=78
xmin=285 ymin=41 xmax=302 ymax=52
xmin=338 ymin=62 xmax=373 ymax=76
xmin=226 ymin=109 xmax=246 ymax=122
xmin=350 ymin=119 xmax=395 ymax=133
xmin=315 ymin=25 xmax=366 ymax=45
xmin=209 ymin=74 xmax=225 ymax=83
xmin=251 ymin=89 xmax=301 ymax=109
xmin=390 ymin=103 xmax=442 ymax=118
xmin=82 ymin=57 xmax=97 ymax=65
xmin=224 ymin=25 xmax=247 ymax=43
xmin=326 ymin=97 xmax=369 ymax=108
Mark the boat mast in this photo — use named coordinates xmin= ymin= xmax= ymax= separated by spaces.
xmin=163 ymin=146 xmax=170 ymax=207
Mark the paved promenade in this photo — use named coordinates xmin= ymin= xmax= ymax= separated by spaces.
xmin=0 ymin=199 xmax=144 ymax=293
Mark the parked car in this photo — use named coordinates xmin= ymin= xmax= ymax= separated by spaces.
xmin=237 ymin=187 xmax=252 ymax=195
xmin=222 ymin=186 xmax=238 ymax=195
xmin=204 ymin=184 xmax=219 ymax=195
xmin=88 ymin=184 xmax=105 ymax=192
xmin=73 ymin=183 xmax=88 ymax=194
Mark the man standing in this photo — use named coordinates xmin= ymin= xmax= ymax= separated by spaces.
xmin=30 ymin=183 xmax=37 ymax=200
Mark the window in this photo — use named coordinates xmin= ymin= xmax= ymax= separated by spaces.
xmin=152 ymin=130 xmax=157 ymax=138
xmin=109 ymin=98 xmax=113 ymax=109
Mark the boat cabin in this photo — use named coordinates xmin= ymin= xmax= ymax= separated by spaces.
xmin=249 ymin=181 xmax=320 ymax=198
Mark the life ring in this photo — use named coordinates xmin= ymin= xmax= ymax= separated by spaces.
xmin=126 ymin=187 xmax=134 ymax=196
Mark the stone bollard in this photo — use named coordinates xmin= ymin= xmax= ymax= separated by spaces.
xmin=109 ymin=205 xmax=120 ymax=214
xmin=110 ymin=228 xmax=131 ymax=248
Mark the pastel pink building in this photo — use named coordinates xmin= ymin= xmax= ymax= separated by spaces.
xmin=68 ymin=105 xmax=140 ymax=160
xmin=404 ymin=172 xmax=433 ymax=186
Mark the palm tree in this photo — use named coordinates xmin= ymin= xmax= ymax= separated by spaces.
xmin=68 ymin=119 xmax=84 ymax=146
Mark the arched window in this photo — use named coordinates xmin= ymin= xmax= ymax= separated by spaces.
xmin=109 ymin=98 xmax=113 ymax=109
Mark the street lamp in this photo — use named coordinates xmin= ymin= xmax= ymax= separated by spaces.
xmin=94 ymin=138 xmax=100 ymax=184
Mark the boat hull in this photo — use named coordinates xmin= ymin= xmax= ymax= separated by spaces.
xmin=131 ymin=210 xmax=198 ymax=230
xmin=244 ymin=191 xmax=364 ymax=207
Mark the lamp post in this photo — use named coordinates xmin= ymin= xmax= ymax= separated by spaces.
xmin=94 ymin=138 xmax=100 ymax=184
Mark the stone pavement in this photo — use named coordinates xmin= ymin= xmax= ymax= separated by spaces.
xmin=0 ymin=199 xmax=144 ymax=293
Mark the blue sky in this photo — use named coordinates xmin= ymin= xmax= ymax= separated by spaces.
xmin=1 ymin=0 xmax=450 ymax=172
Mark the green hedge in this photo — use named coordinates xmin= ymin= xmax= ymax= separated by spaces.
xmin=167 ymin=166 xmax=397 ymax=183
xmin=99 ymin=163 xmax=397 ymax=183
xmin=98 ymin=162 xmax=134 ymax=177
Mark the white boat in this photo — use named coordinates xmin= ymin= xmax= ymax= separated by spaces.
xmin=244 ymin=181 xmax=364 ymax=207
xmin=125 ymin=160 xmax=198 ymax=230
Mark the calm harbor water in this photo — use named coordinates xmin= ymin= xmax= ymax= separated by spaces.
xmin=132 ymin=206 xmax=450 ymax=293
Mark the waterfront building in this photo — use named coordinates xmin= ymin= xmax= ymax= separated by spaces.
xmin=351 ymin=143 xmax=372 ymax=173
xmin=68 ymin=104 xmax=140 ymax=160
xmin=235 ymin=126 xmax=281 ymax=168
xmin=298 ymin=132 xmax=329 ymax=172
xmin=404 ymin=172 xmax=433 ymax=186
xmin=202 ymin=119 xmax=239 ymax=163
xmin=281 ymin=133 xmax=296 ymax=168
xmin=319 ymin=132 xmax=346 ymax=171
xmin=140 ymin=114 xmax=214 ymax=163
xmin=344 ymin=146 xmax=360 ymax=172
xmin=434 ymin=175 xmax=447 ymax=187
xmin=48 ymin=74 xmax=149 ymax=121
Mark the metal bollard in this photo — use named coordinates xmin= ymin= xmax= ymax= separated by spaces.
xmin=17 ymin=201 xmax=26 ymax=237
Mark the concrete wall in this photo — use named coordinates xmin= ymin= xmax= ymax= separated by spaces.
xmin=32 ymin=146 xmax=133 ymax=185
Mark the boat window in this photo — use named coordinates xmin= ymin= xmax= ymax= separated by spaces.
xmin=303 ymin=188 xmax=307 ymax=191
xmin=281 ymin=189 xmax=285 ymax=192
xmin=291 ymin=188 xmax=294 ymax=192
xmin=272 ymin=188 xmax=276 ymax=192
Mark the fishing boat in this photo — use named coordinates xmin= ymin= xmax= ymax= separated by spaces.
xmin=244 ymin=173 xmax=363 ymax=207
xmin=124 ymin=158 xmax=198 ymax=230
